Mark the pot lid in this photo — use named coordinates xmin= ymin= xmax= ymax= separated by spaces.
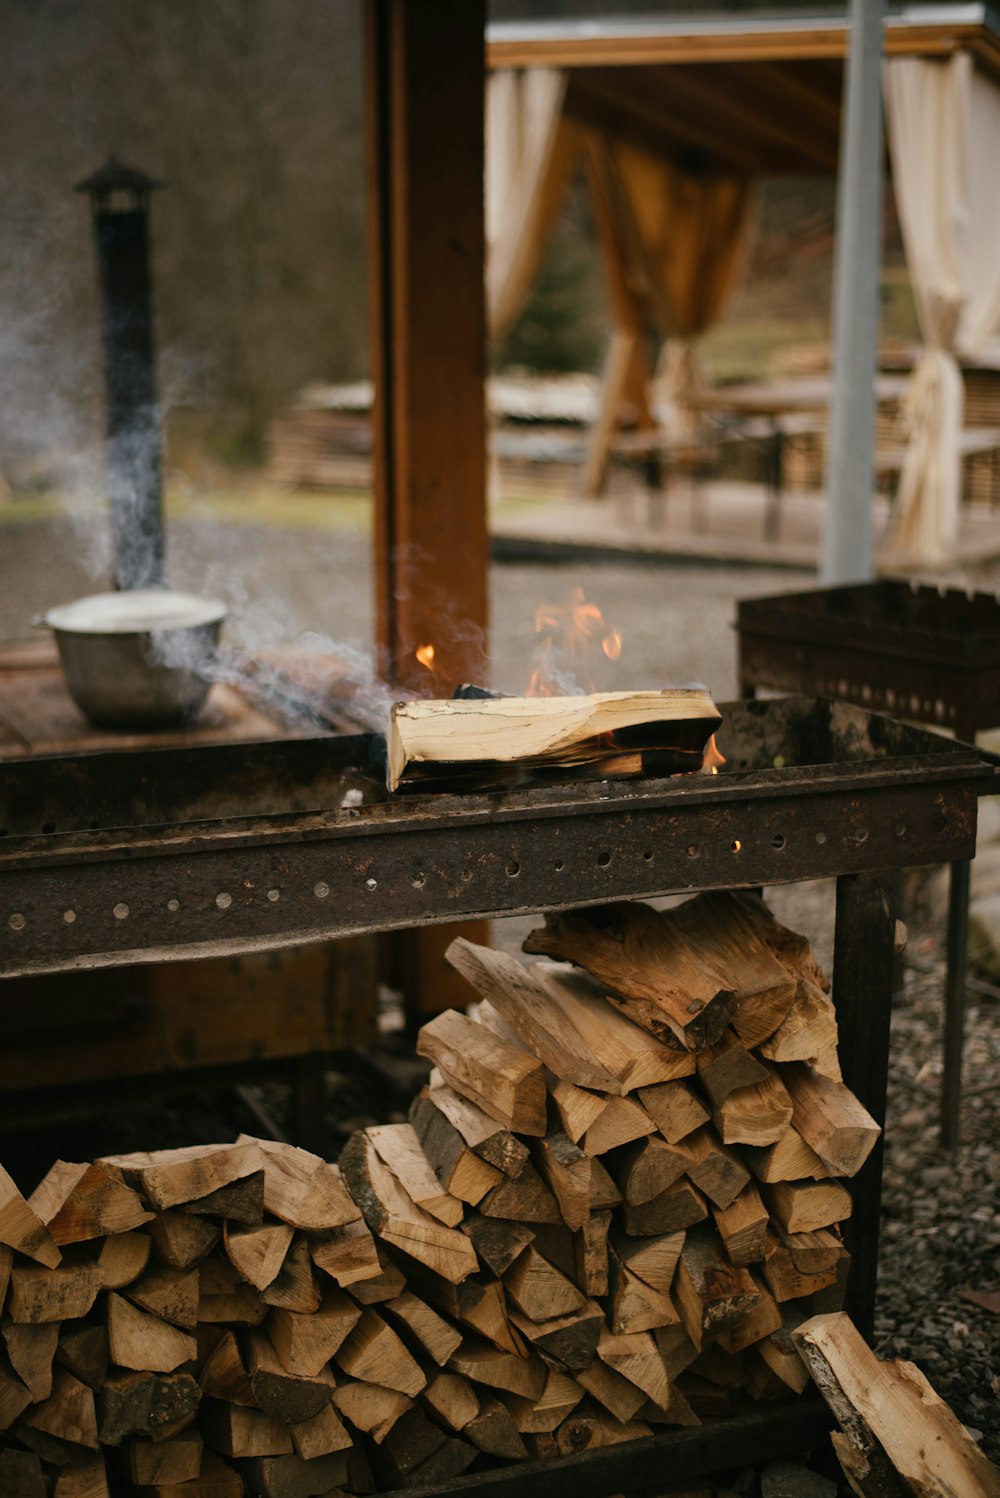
xmin=42 ymin=589 xmax=227 ymax=634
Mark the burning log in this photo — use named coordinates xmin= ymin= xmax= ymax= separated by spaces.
xmin=386 ymin=687 xmax=722 ymax=792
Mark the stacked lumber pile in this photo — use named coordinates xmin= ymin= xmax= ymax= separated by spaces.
xmin=0 ymin=892 xmax=880 ymax=1495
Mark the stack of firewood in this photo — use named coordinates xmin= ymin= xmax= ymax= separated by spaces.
xmin=0 ymin=892 xmax=880 ymax=1496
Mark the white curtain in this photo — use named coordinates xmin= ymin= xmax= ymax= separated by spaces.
xmin=882 ymin=53 xmax=1000 ymax=565
xmin=486 ymin=68 xmax=580 ymax=342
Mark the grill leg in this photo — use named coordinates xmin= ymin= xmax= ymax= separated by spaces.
xmin=940 ymin=857 xmax=971 ymax=1151
xmin=833 ymin=869 xmax=896 ymax=1339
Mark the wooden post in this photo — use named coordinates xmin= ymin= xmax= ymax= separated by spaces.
xmin=366 ymin=0 xmax=489 ymax=1014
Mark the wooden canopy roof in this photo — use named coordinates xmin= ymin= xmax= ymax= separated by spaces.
xmin=487 ymin=5 xmax=1000 ymax=176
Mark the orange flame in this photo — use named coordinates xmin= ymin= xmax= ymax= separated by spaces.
xmin=526 ymin=587 xmax=624 ymax=697
xmin=702 ymin=734 xmax=726 ymax=775
xmin=415 ymin=643 xmax=436 ymax=672
xmin=602 ymin=629 xmax=622 ymax=661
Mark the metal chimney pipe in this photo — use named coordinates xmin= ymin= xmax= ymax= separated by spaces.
xmin=75 ymin=155 xmax=166 ymax=590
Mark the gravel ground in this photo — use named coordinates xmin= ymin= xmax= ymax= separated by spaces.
xmin=3 ymin=513 xmax=1000 ymax=1473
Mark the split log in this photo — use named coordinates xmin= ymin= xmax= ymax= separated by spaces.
xmin=339 ymin=1130 xmax=477 ymax=1283
xmin=197 ymin=1255 xmax=267 ymax=1325
xmin=408 ymin=1090 xmax=505 ymax=1205
xmin=674 ymin=1228 xmax=762 ymax=1350
xmin=580 ymin=1093 xmax=655 ymax=1156
xmin=201 ymin=1397 xmax=294 ymax=1457
xmin=606 ymin=1133 xmax=691 ymax=1204
xmin=503 ymin=1246 xmax=586 ymax=1322
xmin=22 ymin=1367 xmax=98 ymax=1449
xmin=371 ymin=1404 xmax=448 ymax=1477
xmin=682 ymin=1126 xmax=750 ymax=1210
xmin=413 ymin=1273 xmax=523 ymax=1356
xmin=235 ymin=1135 xmax=361 ymax=1233
xmin=449 ymin=1338 xmax=547 ymax=1400
xmin=609 ymin=1228 xmax=684 ymax=1295
xmin=148 ymin=1449 xmax=240 ymax=1496
xmin=334 ymin=1307 xmax=426 ymax=1397
xmin=588 ymin=1157 xmax=623 ymax=1211
xmin=0 ymin=1449 xmax=46 ymax=1498
xmin=382 ymin=1288 xmax=462 ymax=1366
xmin=713 ymin=1273 xmax=783 ymax=1354
xmin=423 ymin=1074 xmax=530 ymax=1178
xmin=712 ymin=1066 xmax=794 ymax=1147
xmin=245 ymin=1329 xmax=332 ymax=1423
xmin=97 ymin=1143 xmax=263 ymax=1212
xmin=198 ymin=1329 xmax=254 ymax=1405
xmin=781 ymin=1062 xmax=881 ymax=1177
xmin=238 ymin=1450 xmax=349 ymax=1497
xmin=52 ymin=1455 xmax=110 ymax=1498
xmin=125 ymin=1263 xmax=199 ymax=1330
xmin=128 ymin=1432 xmax=203 ymax=1485
xmin=607 ymin=1248 xmax=680 ymax=1335
xmin=622 ymin=1177 xmax=708 ymax=1236
xmin=671 ymin=891 xmax=799 ymax=1046
xmin=711 ymin=1183 xmax=770 ymax=1266
xmin=761 ymin=1230 xmax=842 ymax=1304
xmin=176 ymin=1170 xmax=263 ymax=1226
xmin=548 ymin=1075 xmax=607 ymax=1145
xmin=576 ymin=1209 xmax=612 ymax=1298
xmin=56 ymin=1324 xmax=108 ymax=1392
xmin=781 ymin=1227 xmax=846 ymax=1276
xmin=348 ymin=1247 xmax=406 ymax=1305
xmin=148 ymin=1212 xmax=220 ymax=1272
xmin=423 ymin=1370 xmax=479 ymax=1432
xmin=479 ymin=1159 xmax=563 ymax=1225
xmin=500 ymin=1367 xmax=583 ymax=1433
xmin=223 ymin=1221 xmax=294 ymax=1291
xmin=0 ymin=1357 xmax=34 ymax=1427
xmin=506 ymin=1302 xmax=604 ymax=1373
xmin=695 ymin=1030 xmax=769 ymax=1107
xmin=531 ymin=1129 xmax=591 ymax=1230
xmin=417 ymin=1010 xmax=547 ymax=1135
xmin=461 ymin=1215 xmax=535 ymax=1279
xmin=554 ymin=1403 xmax=652 ymax=1454
xmin=93 ymin=1232 xmax=151 ymax=1293
xmin=107 ymin=1292 xmax=198 ymax=1373
xmin=757 ymin=975 xmax=841 ymax=1076
xmin=526 ymin=1220 xmax=575 ymax=1281
xmin=8 ymin=1257 xmax=98 ymax=1324
xmin=757 ymin=1317 xmax=811 ymax=1395
xmin=98 ymin=1370 xmax=201 ymax=1446
xmin=260 ymin=1237 xmax=320 ymax=1313
xmin=597 ymin=1326 xmax=670 ymax=1408
xmin=524 ymin=903 xmax=736 ymax=1050
xmin=763 ymin=1179 xmax=853 ymax=1235
xmin=28 ymin=1162 xmax=153 ymax=1244
xmin=794 ymin=1311 xmax=1000 ymax=1498
xmin=367 ymin=1123 xmax=464 ymax=1227
xmin=465 ymin=1393 xmax=528 ymax=1460
xmin=743 ymin=1126 xmax=829 ymax=1183
xmin=331 ymin=1378 xmax=413 ymax=1442
xmin=575 ymin=1357 xmax=647 ymax=1423
xmin=654 ymin=1320 xmax=700 ymax=1378
xmin=0 ymin=1163 xmax=61 ymax=1267
xmin=636 ymin=1080 xmax=710 ymax=1144
xmin=307 ymin=1216 xmax=381 ymax=1289
xmin=3 ymin=1320 xmax=59 ymax=1401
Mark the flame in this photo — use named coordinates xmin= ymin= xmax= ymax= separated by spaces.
xmin=526 ymin=587 xmax=624 ymax=697
xmin=415 ymin=643 xmax=436 ymax=671
xmin=702 ymin=734 xmax=726 ymax=775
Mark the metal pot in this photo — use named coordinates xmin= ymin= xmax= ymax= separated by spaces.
xmin=36 ymin=589 xmax=227 ymax=729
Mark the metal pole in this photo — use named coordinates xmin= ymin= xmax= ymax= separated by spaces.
xmin=820 ymin=0 xmax=885 ymax=584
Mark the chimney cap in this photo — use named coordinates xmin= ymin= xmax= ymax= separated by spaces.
xmin=74 ymin=154 xmax=165 ymax=206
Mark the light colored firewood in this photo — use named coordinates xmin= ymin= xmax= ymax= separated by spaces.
xmin=335 ymin=1306 xmax=426 ymax=1397
xmin=408 ymin=1090 xmax=504 ymax=1205
xmin=331 ymin=1378 xmax=413 ymax=1442
xmin=794 ymin=1311 xmax=1000 ymax=1498
xmin=607 ymin=1133 xmax=691 ymax=1205
xmin=423 ymin=1370 xmax=479 ymax=1432
xmin=682 ymin=1125 xmax=750 ymax=1210
xmin=308 ymin=1216 xmax=381 ymax=1289
xmin=671 ymin=891 xmax=799 ymax=1046
xmin=52 ymin=1455 xmax=110 ymax=1498
xmin=607 ymin=1249 xmax=681 ymax=1334
xmin=637 ymin=1080 xmax=709 ymax=1143
xmin=346 ymin=1245 xmax=406 ymax=1305
xmin=197 ymin=1255 xmax=266 ymax=1325
xmin=757 ymin=1316 xmax=811 ymax=1394
xmin=200 ymin=1398 xmax=293 ymax=1458
xmin=674 ymin=1228 xmax=762 ymax=1350
xmin=93 ymin=1232 xmax=152 ymax=1293
xmin=414 ymin=1273 xmax=523 ymax=1356
xmin=764 ymin=1179 xmax=853 ymax=1235
xmin=264 ymin=1288 xmax=359 ymax=1378
xmin=507 ymin=1301 xmax=604 ymax=1372
xmin=3 ymin=1320 xmax=58 ymax=1401
xmin=8 ymin=1258 xmax=98 ymax=1324
xmin=781 ymin=1227 xmax=845 ymax=1275
xmin=781 ymin=1062 xmax=881 ymax=1177
xmin=245 ymin=1329 xmax=332 ymax=1423
xmin=696 ymin=1029 xmax=769 ymax=1107
xmin=462 ymin=1215 xmax=534 ymax=1278
xmin=504 ymin=1245 xmax=587 ymax=1322
xmin=97 ymin=1369 xmax=200 ymax=1446
xmin=22 ymin=1367 xmax=98 ymax=1449
xmin=288 ymin=1396 xmax=352 ymax=1460
xmin=479 ymin=1159 xmax=563 ymax=1225
xmin=125 ymin=1264 xmax=199 ymax=1330
xmin=597 ymin=1326 xmax=670 ymax=1407
xmin=107 ymin=1292 xmax=197 ymax=1373
xmin=98 ymin=1143 xmax=263 ymax=1211
xmin=198 ymin=1328 xmax=255 ymax=1405
xmin=576 ymin=1357 xmax=647 ymax=1422
xmin=576 ymin=1209 xmax=612 ymax=1297
xmin=743 ymin=1125 xmax=829 ymax=1183
xmin=535 ymin=961 xmax=698 ymax=1084
xmin=128 ymin=1432 xmax=203 ymax=1485
xmin=713 ymin=1065 xmax=794 ymax=1147
xmin=622 ymin=1177 xmax=708 ymax=1236
xmin=581 ymin=1093 xmax=655 ymax=1157
xmin=368 ymin=1123 xmax=464 ymax=1227
xmin=148 ymin=1212 xmax=219 ymax=1272
xmin=383 ymin=1288 xmax=462 ymax=1366
xmin=714 ymin=1273 xmax=783 ymax=1353
xmin=588 ymin=1157 xmax=622 ymax=1210
xmin=654 ymin=1320 xmax=700 ymax=1378
xmin=234 ymin=1135 xmax=361 ymax=1232
xmin=758 ymin=975 xmax=841 ymax=1071
xmin=28 ymin=1162 xmax=152 ymax=1245
xmin=531 ymin=1129 xmax=591 ymax=1230
xmin=711 ymin=1182 xmax=770 ymax=1266
xmin=449 ymin=1338 xmax=546 ymax=1400
xmin=500 ymin=1367 xmax=583 ymax=1433
xmin=610 ymin=1228 xmax=684 ymax=1295
xmin=0 ymin=1164 xmax=61 ymax=1267
xmin=339 ymin=1130 xmax=477 ymax=1283
xmin=260 ymin=1236 xmax=320 ymax=1313
xmin=424 ymin=1073 xmax=530 ymax=1178
xmin=223 ymin=1221 xmax=293 ymax=1291
xmin=56 ymin=1324 xmax=108 ymax=1391
xmin=238 ymin=1450 xmax=349 ymax=1497
xmin=465 ymin=1392 xmax=528 ymax=1460
xmin=761 ymin=1229 xmax=842 ymax=1303
xmin=417 ymin=1010 xmax=546 ymax=1135
xmin=553 ymin=1404 xmax=652 ymax=1454
xmin=524 ymin=902 xmax=736 ymax=1050
xmin=548 ymin=1074 xmax=607 ymax=1145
